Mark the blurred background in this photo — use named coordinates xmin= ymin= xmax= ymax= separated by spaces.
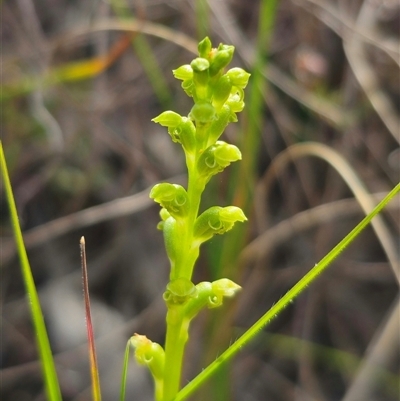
xmin=1 ymin=0 xmax=399 ymax=400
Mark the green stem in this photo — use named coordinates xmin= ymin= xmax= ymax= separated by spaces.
xmin=158 ymin=38 xmax=251 ymax=401
xmin=163 ymin=311 xmax=189 ymax=401
xmin=172 ymin=154 xmax=205 ymax=280
xmin=163 ymin=155 xmax=205 ymax=399
xmin=0 ymin=142 xmax=62 ymax=401
xmin=186 ymin=169 xmax=205 ymax=268
xmin=195 ymin=0 xmax=209 ymax=40
xmin=154 ymin=378 xmax=164 ymax=401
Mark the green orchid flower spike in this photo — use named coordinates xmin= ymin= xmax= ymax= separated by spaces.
xmin=132 ymin=37 xmax=250 ymax=401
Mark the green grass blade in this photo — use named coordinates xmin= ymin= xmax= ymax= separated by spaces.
xmin=0 ymin=141 xmax=62 ymax=401
xmin=195 ymin=0 xmax=209 ymax=40
xmin=119 ymin=340 xmax=132 ymax=401
xmin=173 ymin=182 xmax=400 ymax=401
xmin=237 ymin=0 xmax=279 ymax=206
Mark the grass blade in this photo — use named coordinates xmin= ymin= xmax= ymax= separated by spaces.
xmin=119 ymin=340 xmax=133 ymax=401
xmin=173 ymin=182 xmax=400 ymax=401
xmin=0 ymin=141 xmax=62 ymax=401
xmin=80 ymin=236 xmax=102 ymax=401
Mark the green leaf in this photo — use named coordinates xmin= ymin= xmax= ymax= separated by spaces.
xmin=0 ymin=142 xmax=62 ymax=401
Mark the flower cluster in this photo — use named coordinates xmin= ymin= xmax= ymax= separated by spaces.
xmin=131 ymin=37 xmax=250 ymax=401
xmin=152 ymin=37 xmax=250 ymax=159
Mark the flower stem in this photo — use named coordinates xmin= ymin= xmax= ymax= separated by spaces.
xmin=148 ymin=38 xmax=249 ymax=401
xmin=162 ymin=311 xmax=189 ymax=401
xmin=162 ymin=164 xmax=203 ymax=400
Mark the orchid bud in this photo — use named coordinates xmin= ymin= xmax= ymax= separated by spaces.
xmin=189 ymin=101 xmax=216 ymax=124
xmin=197 ymin=141 xmax=241 ymax=180
xmin=198 ymin=37 xmax=212 ymax=58
xmin=209 ymin=44 xmax=234 ymax=76
xmin=173 ymin=64 xmax=193 ymax=81
xmin=130 ymin=334 xmax=165 ymax=381
xmin=152 ymin=110 xmax=183 ymax=127
xmin=181 ymin=79 xmax=195 ymax=97
xmin=193 ymin=206 xmax=247 ymax=243
xmin=183 ymin=279 xmax=241 ymax=319
xmin=150 ymin=183 xmax=189 ymax=219
xmin=212 ymin=75 xmax=232 ymax=111
xmin=191 ymin=57 xmax=210 ymax=73
xmin=226 ymin=68 xmax=251 ymax=89
xmin=208 ymin=278 xmax=241 ymax=308
xmin=162 ymin=215 xmax=178 ymax=264
xmin=207 ymin=105 xmax=237 ymax=146
xmin=226 ymin=90 xmax=245 ymax=113
xmin=152 ymin=112 xmax=196 ymax=152
xmin=174 ymin=118 xmax=196 ymax=153
xmin=191 ymin=58 xmax=210 ymax=100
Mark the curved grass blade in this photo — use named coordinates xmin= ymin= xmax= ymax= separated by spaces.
xmin=173 ymin=182 xmax=400 ymax=401
xmin=119 ymin=340 xmax=133 ymax=401
xmin=80 ymin=236 xmax=102 ymax=401
xmin=0 ymin=141 xmax=62 ymax=401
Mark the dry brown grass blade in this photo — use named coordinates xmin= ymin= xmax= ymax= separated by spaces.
xmin=253 ymin=142 xmax=400 ymax=283
xmin=2 ymin=175 xmax=187 ymax=266
xmin=296 ymin=0 xmax=400 ymax=65
xmin=208 ymin=0 xmax=349 ymax=128
xmin=264 ymin=64 xmax=348 ymax=127
xmin=53 ymin=18 xmax=198 ymax=56
xmin=341 ymin=1 xmax=400 ymax=143
xmin=241 ymin=192 xmax=398 ymax=267
xmin=342 ymin=294 xmax=400 ymax=401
